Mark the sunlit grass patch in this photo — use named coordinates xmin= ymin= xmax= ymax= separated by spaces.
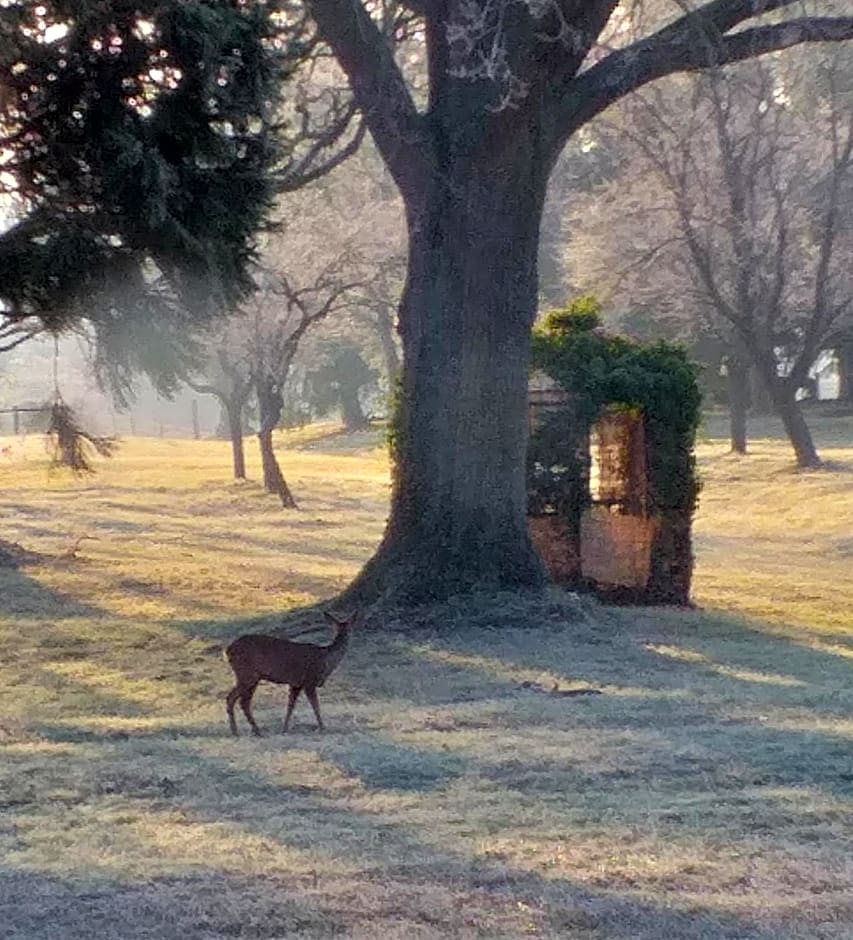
xmin=0 ymin=421 xmax=852 ymax=937
xmin=645 ymin=644 xmax=808 ymax=687
xmin=692 ymin=424 xmax=853 ymax=637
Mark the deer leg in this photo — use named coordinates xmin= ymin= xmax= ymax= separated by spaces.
xmin=226 ymin=686 xmax=241 ymax=736
xmin=283 ymin=686 xmax=302 ymax=733
xmin=239 ymin=682 xmax=262 ymax=737
xmin=305 ymin=687 xmax=325 ymax=732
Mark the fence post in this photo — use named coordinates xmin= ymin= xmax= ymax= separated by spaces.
xmin=13 ymin=407 xmax=19 ymax=435
xmin=192 ymin=399 xmax=200 ymax=440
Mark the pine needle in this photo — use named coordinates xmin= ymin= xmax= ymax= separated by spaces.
xmin=46 ymin=402 xmax=118 ymax=474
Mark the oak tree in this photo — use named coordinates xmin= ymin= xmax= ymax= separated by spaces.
xmin=305 ymin=0 xmax=853 ymax=602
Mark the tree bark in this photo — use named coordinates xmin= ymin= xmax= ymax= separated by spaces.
xmin=837 ymin=339 xmax=853 ymax=404
xmin=768 ymin=378 xmax=822 ymax=469
xmin=226 ymin=400 xmax=247 ymax=481
xmin=342 ymin=140 xmax=549 ymax=605
xmin=256 ymin=376 xmax=297 ymax=508
xmin=727 ymin=355 xmax=749 ymax=455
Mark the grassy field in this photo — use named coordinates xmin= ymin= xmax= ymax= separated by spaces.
xmin=0 ymin=416 xmax=851 ymax=939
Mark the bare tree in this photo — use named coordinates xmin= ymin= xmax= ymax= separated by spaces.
xmin=248 ymin=264 xmax=360 ymax=506
xmin=184 ymin=329 xmax=254 ymax=480
xmin=303 ymin=141 xmax=407 ymax=389
xmin=350 ymin=254 xmax=405 ymax=385
xmin=571 ymin=49 xmax=853 ymax=467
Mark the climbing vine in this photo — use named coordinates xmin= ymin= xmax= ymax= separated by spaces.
xmin=530 ymin=297 xmax=702 ymax=521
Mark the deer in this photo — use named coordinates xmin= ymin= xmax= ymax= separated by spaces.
xmin=224 ymin=610 xmax=357 ymax=736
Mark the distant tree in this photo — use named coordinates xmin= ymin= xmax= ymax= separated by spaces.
xmin=303 ymin=142 xmax=407 ymax=389
xmin=248 ymin=266 xmax=358 ymax=506
xmin=306 ymin=341 xmax=380 ymax=430
xmin=181 ymin=145 xmax=400 ymax=490
xmin=186 ymin=258 xmax=359 ymax=502
xmin=184 ymin=324 xmax=254 ymax=480
xmin=569 ymin=50 xmax=853 ymax=466
xmin=350 ymin=255 xmax=403 ymax=387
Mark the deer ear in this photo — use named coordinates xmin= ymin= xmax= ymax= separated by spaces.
xmin=324 ymin=610 xmax=344 ymax=626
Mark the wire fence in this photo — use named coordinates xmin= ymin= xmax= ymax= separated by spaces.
xmin=0 ymin=406 xmax=51 ymax=435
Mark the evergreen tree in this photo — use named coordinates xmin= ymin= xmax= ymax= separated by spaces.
xmin=0 ymin=0 xmax=294 ymax=334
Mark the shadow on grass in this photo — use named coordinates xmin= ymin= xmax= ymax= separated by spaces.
xmin=0 ymin=870 xmax=349 ymax=940
xmin=325 ymin=733 xmax=464 ymax=793
xmin=5 ymin=596 xmax=851 ymax=937
xmin=5 ymin=724 xmax=805 ymax=940
xmin=405 ymin=604 xmax=853 ymax=712
xmin=0 ymin=566 xmax=109 ymax=620
xmin=171 ymin=606 xmax=338 ymax=643
xmin=22 ymin=665 xmax=149 ymax=721
xmin=126 ymin=518 xmax=375 ymax=563
xmin=171 ymin=600 xmax=853 ymax=804
xmin=393 ymin=605 xmax=853 ymax=803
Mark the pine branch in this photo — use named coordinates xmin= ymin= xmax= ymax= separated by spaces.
xmin=47 ymin=403 xmax=118 ymax=475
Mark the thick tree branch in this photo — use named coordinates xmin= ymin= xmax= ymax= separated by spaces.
xmin=182 ymin=377 xmax=223 ymax=400
xmin=539 ymin=0 xmax=620 ymax=82
xmin=276 ymin=117 xmax=368 ymax=193
xmin=305 ymin=0 xmax=433 ymax=199
xmin=561 ymin=8 xmax=853 ymax=136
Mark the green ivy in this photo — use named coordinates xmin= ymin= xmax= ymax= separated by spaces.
xmin=530 ymin=297 xmax=702 ymax=519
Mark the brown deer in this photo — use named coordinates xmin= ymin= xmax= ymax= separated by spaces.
xmin=224 ymin=610 xmax=357 ymax=736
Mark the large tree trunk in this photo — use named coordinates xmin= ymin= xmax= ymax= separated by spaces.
xmin=343 ymin=141 xmax=549 ymax=605
xmin=727 ymin=355 xmax=749 ymax=454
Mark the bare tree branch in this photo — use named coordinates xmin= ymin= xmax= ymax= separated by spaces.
xmin=276 ymin=115 xmax=368 ymax=193
xmin=560 ymin=2 xmax=853 ymax=137
xmin=305 ymin=0 xmax=433 ymax=198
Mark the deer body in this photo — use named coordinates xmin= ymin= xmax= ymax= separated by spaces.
xmin=225 ymin=611 xmax=354 ymax=736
